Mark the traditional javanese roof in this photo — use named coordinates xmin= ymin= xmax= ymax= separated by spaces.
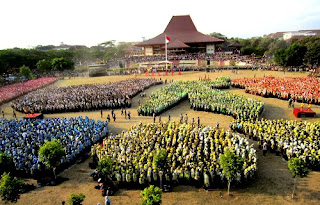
xmin=162 ymin=39 xmax=190 ymax=49
xmin=228 ymin=42 xmax=242 ymax=47
xmin=136 ymin=15 xmax=224 ymax=46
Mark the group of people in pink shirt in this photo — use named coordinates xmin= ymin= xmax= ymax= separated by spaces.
xmin=0 ymin=77 xmax=58 ymax=105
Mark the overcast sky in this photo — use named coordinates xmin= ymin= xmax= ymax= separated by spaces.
xmin=0 ymin=0 xmax=319 ymax=49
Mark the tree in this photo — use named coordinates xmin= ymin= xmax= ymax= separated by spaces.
xmin=0 ymin=172 xmax=24 ymax=203
xmin=219 ymin=150 xmax=244 ymax=196
xmin=153 ymin=149 xmax=169 ymax=189
xmin=284 ymin=43 xmax=307 ymax=66
xmin=0 ymin=153 xmax=15 ymax=175
xmin=51 ymin=57 xmax=74 ymax=71
xmin=209 ymin=32 xmax=226 ymax=39
xmin=73 ymin=49 xmax=91 ymax=65
xmin=266 ymin=40 xmax=288 ymax=56
xmin=97 ymin=157 xmax=113 ymax=178
xmin=104 ymin=46 xmax=118 ymax=62
xmin=141 ymin=185 xmax=162 ymax=205
xmin=35 ymin=45 xmax=55 ymax=51
xmin=299 ymin=36 xmax=320 ymax=66
xmin=288 ymin=157 xmax=309 ymax=199
xmin=38 ymin=139 xmax=65 ymax=180
xmin=274 ymin=49 xmax=286 ymax=66
xmin=68 ymin=193 xmax=85 ymax=205
xmin=99 ymin=40 xmax=116 ymax=48
xmin=304 ymin=41 xmax=320 ymax=67
xmin=36 ymin=59 xmax=52 ymax=73
xmin=19 ymin=65 xmax=34 ymax=79
xmin=90 ymin=49 xmax=105 ymax=63
xmin=116 ymin=42 xmax=134 ymax=58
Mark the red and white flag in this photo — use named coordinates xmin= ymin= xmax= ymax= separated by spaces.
xmin=165 ymin=35 xmax=170 ymax=43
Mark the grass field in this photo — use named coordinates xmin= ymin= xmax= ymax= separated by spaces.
xmin=1 ymin=70 xmax=319 ymax=205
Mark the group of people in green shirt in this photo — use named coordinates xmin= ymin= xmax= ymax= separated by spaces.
xmin=230 ymin=119 xmax=320 ymax=169
xmin=138 ymin=77 xmax=263 ymax=120
xmin=92 ymin=121 xmax=257 ymax=189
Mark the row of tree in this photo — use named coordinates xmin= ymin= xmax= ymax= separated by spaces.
xmin=0 ymin=49 xmax=74 ymax=75
xmin=210 ymin=32 xmax=289 ymax=57
xmin=0 ymin=41 xmax=134 ymax=76
xmin=210 ymin=32 xmax=320 ymax=67
xmin=274 ymin=36 xmax=320 ymax=67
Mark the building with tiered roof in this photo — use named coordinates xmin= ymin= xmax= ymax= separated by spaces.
xmin=136 ymin=15 xmax=224 ymax=56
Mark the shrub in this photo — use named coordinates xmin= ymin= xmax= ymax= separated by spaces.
xmin=141 ymin=185 xmax=162 ymax=205
xmin=68 ymin=193 xmax=85 ymax=205
xmin=19 ymin=65 xmax=34 ymax=79
xmin=288 ymin=157 xmax=309 ymax=198
xmin=97 ymin=157 xmax=113 ymax=176
xmin=0 ymin=172 xmax=24 ymax=203
xmin=0 ymin=153 xmax=15 ymax=175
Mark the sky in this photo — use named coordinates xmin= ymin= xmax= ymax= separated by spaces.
xmin=0 ymin=0 xmax=320 ymax=49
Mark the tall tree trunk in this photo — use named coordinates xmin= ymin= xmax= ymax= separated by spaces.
xmin=160 ymin=174 xmax=163 ymax=190
xmin=227 ymin=180 xmax=231 ymax=196
xmin=159 ymin=171 xmax=163 ymax=190
xmin=292 ymin=177 xmax=297 ymax=199
xmin=53 ymin=167 xmax=57 ymax=180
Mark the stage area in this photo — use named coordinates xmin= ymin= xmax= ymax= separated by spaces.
xmin=293 ymin=108 xmax=316 ymax=118
xmin=24 ymin=113 xmax=43 ymax=119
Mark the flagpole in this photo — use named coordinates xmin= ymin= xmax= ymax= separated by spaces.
xmin=165 ymin=35 xmax=168 ymax=71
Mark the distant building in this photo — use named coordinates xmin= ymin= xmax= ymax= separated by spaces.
xmin=135 ymin=15 xmax=224 ymax=56
xmin=53 ymin=44 xmax=87 ymax=50
xmin=69 ymin=45 xmax=88 ymax=50
xmin=53 ymin=44 xmax=70 ymax=50
xmin=267 ymin=32 xmax=286 ymax=39
xmin=268 ymin=30 xmax=320 ymax=40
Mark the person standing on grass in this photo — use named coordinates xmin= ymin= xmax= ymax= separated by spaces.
xmin=180 ymin=113 xmax=183 ymax=124
xmin=13 ymin=110 xmax=17 ymax=118
xmin=185 ymin=114 xmax=188 ymax=124
xmin=128 ymin=111 xmax=131 ymax=120
xmin=107 ymin=114 xmax=111 ymax=122
xmin=263 ymin=140 xmax=268 ymax=156
xmin=2 ymin=110 xmax=4 ymax=118
xmin=101 ymin=109 xmax=103 ymax=118
xmin=197 ymin=117 xmax=200 ymax=127
xmin=153 ymin=113 xmax=156 ymax=123
xmin=105 ymin=196 xmax=111 ymax=205
xmin=113 ymin=113 xmax=116 ymax=122
xmin=168 ymin=114 xmax=171 ymax=122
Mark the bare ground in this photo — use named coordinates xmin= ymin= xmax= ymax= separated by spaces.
xmin=1 ymin=70 xmax=319 ymax=205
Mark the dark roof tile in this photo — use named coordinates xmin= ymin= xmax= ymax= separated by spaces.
xmin=136 ymin=15 xmax=224 ymax=46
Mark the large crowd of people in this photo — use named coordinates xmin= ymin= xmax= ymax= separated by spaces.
xmin=0 ymin=117 xmax=108 ymax=177
xmin=11 ymin=78 xmax=161 ymax=114
xmin=92 ymin=122 xmax=257 ymax=188
xmin=137 ymin=77 xmax=231 ymax=116
xmin=120 ymin=53 xmax=255 ymax=64
xmin=137 ymin=81 xmax=187 ymax=116
xmin=138 ymin=78 xmax=263 ymax=120
xmin=0 ymin=77 xmax=58 ymax=105
xmin=106 ymin=53 xmax=268 ymax=69
xmin=230 ymin=119 xmax=320 ymax=169
xmin=189 ymin=87 xmax=264 ymax=121
xmin=231 ymin=76 xmax=320 ymax=104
